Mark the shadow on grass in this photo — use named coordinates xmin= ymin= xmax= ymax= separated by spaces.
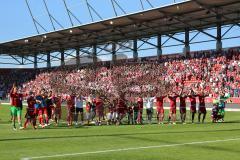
xmin=1 ymin=128 xmax=240 ymax=142
xmin=195 ymin=143 xmax=240 ymax=154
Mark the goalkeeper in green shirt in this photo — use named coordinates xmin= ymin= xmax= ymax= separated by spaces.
xmin=217 ymin=90 xmax=230 ymax=122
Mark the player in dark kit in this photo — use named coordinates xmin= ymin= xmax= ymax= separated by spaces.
xmin=188 ymin=89 xmax=197 ymax=123
xmin=127 ymin=100 xmax=134 ymax=125
xmin=52 ymin=94 xmax=62 ymax=126
xmin=197 ymin=90 xmax=209 ymax=123
xmin=137 ymin=96 xmax=143 ymax=124
xmin=45 ymin=91 xmax=54 ymax=124
xmin=24 ymin=91 xmax=37 ymax=129
xmin=116 ymin=96 xmax=127 ymax=125
xmin=132 ymin=98 xmax=139 ymax=124
xmin=179 ymin=88 xmax=187 ymax=124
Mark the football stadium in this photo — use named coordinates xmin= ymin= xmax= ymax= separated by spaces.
xmin=0 ymin=0 xmax=240 ymax=159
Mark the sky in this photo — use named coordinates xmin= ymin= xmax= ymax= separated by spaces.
xmin=0 ymin=0 xmax=240 ymax=68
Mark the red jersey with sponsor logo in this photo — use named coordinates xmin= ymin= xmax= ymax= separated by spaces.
xmin=137 ymin=97 xmax=143 ymax=110
xmin=117 ymin=98 xmax=127 ymax=113
xmin=168 ymin=96 xmax=177 ymax=108
xmin=10 ymin=92 xmax=23 ymax=107
xmin=92 ymin=98 xmax=96 ymax=106
xmin=54 ymin=96 xmax=62 ymax=108
xmin=189 ymin=95 xmax=197 ymax=106
xmin=96 ymin=97 xmax=103 ymax=111
xmin=27 ymin=96 xmax=35 ymax=110
xmin=117 ymin=98 xmax=126 ymax=109
xmin=66 ymin=95 xmax=75 ymax=107
xmin=86 ymin=102 xmax=91 ymax=112
xmin=156 ymin=96 xmax=165 ymax=109
xmin=198 ymin=95 xmax=206 ymax=107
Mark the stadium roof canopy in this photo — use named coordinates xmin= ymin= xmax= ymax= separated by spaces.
xmin=0 ymin=0 xmax=240 ymax=56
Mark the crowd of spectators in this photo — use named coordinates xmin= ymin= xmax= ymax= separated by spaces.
xmin=0 ymin=69 xmax=36 ymax=99
xmin=0 ymin=48 xmax=240 ymax=99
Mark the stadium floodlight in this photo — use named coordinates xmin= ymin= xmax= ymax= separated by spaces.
xmin=69 ymin=29 xmax=73 ymax=33
xmin=110 ymin=21 xmax=114 ymax=25
xmin=24 ymin=39 xmax=29 ymax=43
xmin=177 ymin=5 xmax=180 ymax=10
xmin=43 ymin=35 xmax=47 ymax=39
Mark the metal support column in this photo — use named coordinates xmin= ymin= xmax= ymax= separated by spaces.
xmin=34 ymin=53 xmax=38 ymax=69
xmin=112 ymin=42 xmax=117 ymax=63
xmin=92 ymin=44 xmax=97 ymax=64
xmin=216 ymin=15 xmax=222 ymax=51
xmin=183 ymin=28 xmax=190 ymax=56
xmin=76 ymin=48 xmax=80 ymax=66
xmin=157 ymin=34 xmax=162 ymax=60
xmin=61 ymin=50 xmax=65 ymax=66
xmin=47 ymin=52 xmax=51 ymax=68
xmin=133 ymin=39 xmax=138 ymax=61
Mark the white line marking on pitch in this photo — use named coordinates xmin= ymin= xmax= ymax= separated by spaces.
xmin=22 ymin=137 xmax=240 ymax=160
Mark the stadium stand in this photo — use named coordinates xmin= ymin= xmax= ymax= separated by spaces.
xmin=0 ymin=48 xmax=240 ymax=101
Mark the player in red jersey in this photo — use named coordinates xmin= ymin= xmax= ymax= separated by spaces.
xmin=34 ymin=89 xmax=44 ymax=128
xmin=116 ymin=95 xmax=127 ymax=125
xmin=10 ymin=84 xmax=24 ymax=130
xmin=137 ymin=96 xmax=144 ymax=124
xmin=168 ymin=91 xmax=178 ymax=124
xmin=188 ymin=89 xmax=197 ymax=123
xmin=179 ymin=88 xmax=188 ymax=124
xmin=24 ymin=91 xmax=36 ymax=129
xmin=53 ymin=94 xmax=62 ymax=126
xmin=155 ymin=95 xmax=166 ymax=124
xmin=85 ymin=100 xmax=92 ymax=125
xmin=127 ymin=99 xmax=134 ymax=125
xmin=197 ymin=90 xmax=209 ymax=123
xmin=95 ymin=95 xmax=104 ymax=125
xmin=112 ymin=98 xmax=118 ymax=124
xmin=91 ymin=97 xmax=97 ymax=121
xmin=45 ymin=91 xmax=54 ymax=124
xmin=66 ymin=94 xmax=75 ymax=126
xmin=106 ymin=98 xmax=113 ymax=125
xmin=132 ymin=97 xmax=138 ymax=124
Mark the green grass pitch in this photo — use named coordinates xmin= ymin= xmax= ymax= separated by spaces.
xmin=0 ymin=104 xmax=240 ymax=160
